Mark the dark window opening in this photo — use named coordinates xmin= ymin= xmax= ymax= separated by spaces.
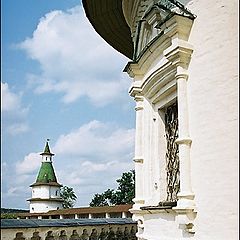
xmin=165 ymin=102 xmax=179 ymax=202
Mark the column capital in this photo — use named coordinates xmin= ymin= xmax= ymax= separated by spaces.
xmin=176 ymin=66 xmax=189 ymax=81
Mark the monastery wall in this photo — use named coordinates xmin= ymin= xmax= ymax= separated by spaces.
xmin=1 ymin=220 xmax=137 ymax=240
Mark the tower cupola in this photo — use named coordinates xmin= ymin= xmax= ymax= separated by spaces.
xmin=40 ymin=139 xmax=54 ymax=163
xmin=28 ymin=140 xmax=63 ymax=213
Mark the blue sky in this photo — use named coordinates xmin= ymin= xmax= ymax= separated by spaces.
xmin=1 ymin=0 xmax=135 ymax=209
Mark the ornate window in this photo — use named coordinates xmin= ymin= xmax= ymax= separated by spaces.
xmin=165 ymin=102 xmax=179 ymax=202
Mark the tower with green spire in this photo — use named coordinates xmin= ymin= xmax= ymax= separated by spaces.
xmin=28 ymin=140 xmax=63 ymax=213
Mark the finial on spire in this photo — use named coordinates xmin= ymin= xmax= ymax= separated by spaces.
xmin=40 ymin=139 xmax=54 ymax=156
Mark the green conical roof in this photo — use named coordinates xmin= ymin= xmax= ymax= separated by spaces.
xmin=36 ymin=162 xmax=57 ymax=183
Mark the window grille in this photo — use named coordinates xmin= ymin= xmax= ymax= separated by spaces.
xmin=165 ymin=102 xmax=180 ymax=202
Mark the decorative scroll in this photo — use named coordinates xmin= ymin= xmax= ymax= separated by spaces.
xmin=165 ymin=103 xmax=180 ymax=202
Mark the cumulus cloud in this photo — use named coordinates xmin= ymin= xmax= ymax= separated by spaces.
xmin=57 ymin=158 xmax=134 ymax=206
xmin=18 ymin=5 xmax=130 ymax=106
xmin=53 ymin=120 xmax=135 ymax=158
xmin=1 ymin=82 xmax=29 ymax=135
xmin=53 ymin=120 xmax=135 ymax=205
xmin=1 ymin=82 xmax=25 ymax=113
xmin=16 ymin=152 xmax=41 ymax=175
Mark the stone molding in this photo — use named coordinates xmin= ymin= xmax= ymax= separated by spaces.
xmin=125 ymin=7 xmax=196 ymax=238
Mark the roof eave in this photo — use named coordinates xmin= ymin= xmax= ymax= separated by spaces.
xmin=82 ymin=0 xmax=134 ymax=60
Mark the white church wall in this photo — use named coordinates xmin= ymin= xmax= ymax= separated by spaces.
xmin=186 ymin=0 xmax=238 ymax=239
xmin=125 ymin=0 xmax=238 ymax=239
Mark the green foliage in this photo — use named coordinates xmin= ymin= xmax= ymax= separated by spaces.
xmin=1 ymin=213 xmax=17 ymax=219
xmin=60 ymin=186 xmax=77 ymax=208
xmin=90 ymin=170 xmax=135 ymax=207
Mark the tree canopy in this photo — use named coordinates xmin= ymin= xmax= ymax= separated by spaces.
xmin=90 ymin=170 xmax=135 ymax=207
xmin=60 ymin=186 xmax=77 ymax=208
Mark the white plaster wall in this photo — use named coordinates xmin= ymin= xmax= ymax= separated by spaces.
xmin=49 ymin=186 xmax=61 ymax=198
xmin=30 ymin=201 xmax=62 ymax=213
xmin=32 ymin=185 xmax=50 ymax=199
xmin=186 ymin=0 xmax=238 ymax=239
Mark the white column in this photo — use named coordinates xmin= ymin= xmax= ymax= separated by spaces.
xmin=89 ymin=213 xmax=92 ymax=219
xmin=38 ymin=216 xmax=42 ymax=219
xmin=133 ymin=95 xmax=144 ymax=207
xmin=175 ymin=68 xmax=194 ymax=209
xmin=60 ymin=215 xmax=63 ymax=219
xmin=75 ymin=214 xmax=78 ymax=219
xmin=105 ymin=213 xmax=110 ymax=218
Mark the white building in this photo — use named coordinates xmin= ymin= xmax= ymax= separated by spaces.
xmin=82 ymin=0 xmax=238 ymax=239
xmin=28 ymin=141 xmax=63 ymax=213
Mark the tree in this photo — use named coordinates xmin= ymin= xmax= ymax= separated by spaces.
xmin=60 ymin=186 xmax=77 ymax=208
xmin=90 ymin=170 xmax=135 ymax=207
xmin=1 ymin=213 xmax=17 ymax=219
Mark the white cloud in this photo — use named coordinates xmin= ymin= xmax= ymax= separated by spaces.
xmin=7 ymin=123 xmax=30 ymax=135
xmin=18 ymin=5 xmax=130 ymax=106
xmin=1 ymin=82 xmax=23 ymax=113
xmin=52 ymin=120 xmax=135 ymax=206
xmin=16 ymin=152 xmax=41 ymax=175
xmin=1 ymin=82 xmax=29 ymax=135
xmin=53 ymin=120 xmax=135 ymax=158
xmin=56 ymin=158 xmax=134 ymax=206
